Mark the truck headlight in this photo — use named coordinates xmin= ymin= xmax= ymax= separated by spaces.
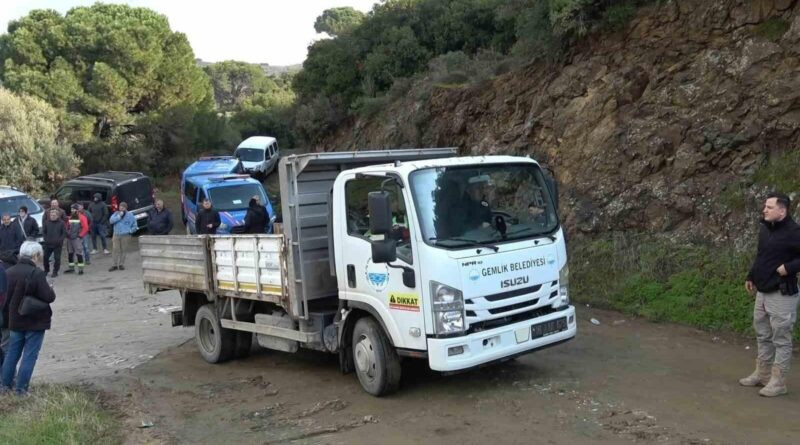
xmin=554 ymin=263 xmax=569 ymax=309
xmin=430 ymin=281 xmax=465 ymax=335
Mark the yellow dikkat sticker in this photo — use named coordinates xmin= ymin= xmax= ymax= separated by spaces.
xmin=389 ymin=293 xmax=420 ymax=312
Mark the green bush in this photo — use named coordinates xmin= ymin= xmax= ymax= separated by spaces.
xmin=570 ymin=233 xmax=799 ymax=340
xmin=603 ymin=2 xmax=637 ymax=30
xmin=754 ymin=17 xmax=790 ymax=41
xmin=752 ymin=148 xmax=800 ymax=195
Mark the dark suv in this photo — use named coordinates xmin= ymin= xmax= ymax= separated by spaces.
xmin=48 ymin=172 xmax=155 ymax=231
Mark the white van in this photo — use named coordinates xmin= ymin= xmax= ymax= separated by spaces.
xmin=234 ymin=136 xmax=279 ymax=179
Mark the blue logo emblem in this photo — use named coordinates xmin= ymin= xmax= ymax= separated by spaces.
xmin=365 ymin=259 xmax=390 ymax=292
xmin=546 ymin=254 xmax=556 ymax=265
xmin=469 ymin=269 xmax=480 ymax=281
xmin=368 ymin=273 xmax=388 ymax=287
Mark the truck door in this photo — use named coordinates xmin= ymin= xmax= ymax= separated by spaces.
xmin=339 ymin=175 xmax=425 ymax=350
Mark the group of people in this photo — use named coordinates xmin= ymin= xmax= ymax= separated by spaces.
xmin=0 ymin=196 xmax=176 ymax=395
xmin=194 ymin=195 xmax=270 ymax=234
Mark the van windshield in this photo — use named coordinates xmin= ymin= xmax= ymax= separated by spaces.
xmin=208 ymin=184 xmax=266 ymax=211
xmin=409 ymin=163 xmax=558 ymax=248
xmin=235 ymin=148 xmax=265 ymax=162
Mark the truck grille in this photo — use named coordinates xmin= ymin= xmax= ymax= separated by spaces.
xmin=464 ymin=280 xmax=559 ymax=333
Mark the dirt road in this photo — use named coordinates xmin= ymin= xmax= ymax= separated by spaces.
xmin=93 ymin=308 xmax=799 ymax=444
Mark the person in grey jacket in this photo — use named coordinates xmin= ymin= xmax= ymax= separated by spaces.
xmin=87 ymin=193 xmax=109 ymax=255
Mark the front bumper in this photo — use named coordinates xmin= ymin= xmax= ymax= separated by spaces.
xmin=427 ymin=305 xmax=576 ymax=372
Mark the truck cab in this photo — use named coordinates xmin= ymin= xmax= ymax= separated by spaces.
xmin=181 ymin=157 xmax=273 ymax=234
xmin=331 ymin=156 xmax=574 ymax=378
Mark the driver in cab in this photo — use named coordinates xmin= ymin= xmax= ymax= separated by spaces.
xmin=463 ymin=175 xmax=493 ymax=230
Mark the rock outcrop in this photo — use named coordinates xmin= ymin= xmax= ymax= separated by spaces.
xmin=322 ymin=0 xmax=800 ymax=245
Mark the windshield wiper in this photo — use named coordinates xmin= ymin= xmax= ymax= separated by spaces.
xmin=504 ymin=226 xmax=557 ymax=241
xmin=429 ymin=237 xmax=499 ymax=252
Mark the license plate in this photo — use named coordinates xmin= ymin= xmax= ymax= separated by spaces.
xmin=531 ymin=317 xmax=567 ymax=339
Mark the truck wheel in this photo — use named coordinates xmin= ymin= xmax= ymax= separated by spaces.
xmin=234 ymin=331 xmax=253 ymax=358
xmin=195 ymin=304 xmax=235 ymax=363
xmin=352 ymin=317 xmax=401 ymax=396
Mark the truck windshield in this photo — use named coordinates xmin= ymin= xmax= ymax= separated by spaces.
xmin=409 ymin=163 xmax=558 ymax=248
xmin=208 ymin=184 xmax=266 ymax=211
xmin=235 ymin=148 xmax=265 ymax=162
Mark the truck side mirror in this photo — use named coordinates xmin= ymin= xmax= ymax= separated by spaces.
xmin=368 ymin=190 xmax=392 ymax=235
xmin=371 ymin=238 xmax=397 ymax=263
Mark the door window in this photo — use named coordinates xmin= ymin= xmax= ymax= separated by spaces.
xmin=184 ymin=182 xmax=197 ymax=204
xmin=345 ymin=176 xmax=412 ymax=263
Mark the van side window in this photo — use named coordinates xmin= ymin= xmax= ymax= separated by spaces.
xmin=184 ymin=182 xmax=197 ymax=204
xmin=345 ymin=177 xmax=412 ymax=264
xmin=198 ymin=188 xmax=207 ymax=203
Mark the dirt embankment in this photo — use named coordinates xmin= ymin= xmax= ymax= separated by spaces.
xmin=323 ymin=0 xmax=800 ymax=245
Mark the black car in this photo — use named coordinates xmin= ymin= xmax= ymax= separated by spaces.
xmin=47 ymin=171 xmax=155 ymax=231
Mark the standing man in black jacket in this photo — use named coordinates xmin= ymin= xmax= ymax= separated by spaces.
xmin=740 ymin=192 xmax=800 ymax=397
xmin=243 ymin=195 xmax=268 ymax=234
xmin=41 ymin=209 xmax=67 ymax=278
xmin=16 ymin=206 xmax=39 ymax=240
xmin=195 ymin=198 xmax=221 ymax=235
xmin=147 ymin=199 xmax=174 ymax=235
xmin=0 ymin=213 xmax=24 ymax=257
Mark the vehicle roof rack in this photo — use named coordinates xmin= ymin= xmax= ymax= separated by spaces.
xmin=77 ymin=175 xmax=115 ymax=183
xmin=207 ymin=174 xmax=251 ymax=182
xmin=106 ymin=171 xmax=144 ymax=176
xmin=198 ymin=156 xmax=236 ymax=161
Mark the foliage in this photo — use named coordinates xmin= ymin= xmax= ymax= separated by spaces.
xmin=754 ymin=17 xmax=790 ymax=41
xmin=0 ymin=4 xmax=212 ymax=140
xmin=314 ymin=7 xmax=365 ymax=37
xmin=204 ymin=61 xmax=295 ymax=112
xmin=603 ymin=1 xmax=638 ymax=30
xmin=0 ymin=88 xmax=80 ymax=195
xmin=570 ymin=233 xmax=799 ymax=341
xmin=752 ymin=149 xmax=800 ymax=195
xmin=0 ymin=384 xmax=121 ymax=445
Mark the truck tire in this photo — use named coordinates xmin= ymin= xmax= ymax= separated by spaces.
xmin=352 ymin=317 xmax=401 ymax=396
xmin=195 ymin=304 xmax=235 ymax=363
xmin=234 ymin=331 xmax=253 ymax=358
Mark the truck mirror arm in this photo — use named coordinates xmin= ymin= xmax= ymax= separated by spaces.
xmin=386 ymin=262 xmax=415 ymax=288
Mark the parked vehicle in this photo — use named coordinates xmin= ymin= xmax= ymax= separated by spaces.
xmin=181 ymin=157 xmax=273 ymax=234
xmin=48 ymin=172 xmax=154 ymax=231
xmin=0 ymin=186 xmax=44 ymax=242
xmin=142 ymin=149 xmax=575 ymax=396
xmin=234 ymin=136 xmax=279 ymax=179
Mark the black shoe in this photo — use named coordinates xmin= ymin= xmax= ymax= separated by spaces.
xmin=64 ymin=269 xmax=74 ymax=274
xmin=119 ymin=265 xmax=125 ymax=271
xmin=51 ymin=272 xmax=58 ymax=278
xmin=108 ymin=266 xmax=118 ymax=272
xmin=78 ymin=269 xmax=84 ymax=275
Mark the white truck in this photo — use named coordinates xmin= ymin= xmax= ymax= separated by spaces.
xmin=140 ymin=149 xmax=576 ymax=396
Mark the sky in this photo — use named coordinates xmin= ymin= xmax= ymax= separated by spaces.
xmin=0 ymin=0 xmax=379 ymax=66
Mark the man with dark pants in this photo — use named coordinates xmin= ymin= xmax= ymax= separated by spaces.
xmin=41 ymin=209 xmax=67 ymax=278
xmin=88 ymin=193 xmax=110 ymax=255
xmin=740 ymin=192 xmax=800 ymax=397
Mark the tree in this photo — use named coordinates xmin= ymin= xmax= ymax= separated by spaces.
xmin=0 ymin=4 xmax=212 ymax=140
xmin=204 ymin=61 xmax=294 ymax=112
xmin=314 ymin=7 xmax=365 ymax=37
xmin=0 ymin=88 xmax=80 ymax=195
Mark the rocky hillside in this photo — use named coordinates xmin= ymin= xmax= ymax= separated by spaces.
xmin=322 ymin=0 xmax=800 ymax=245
